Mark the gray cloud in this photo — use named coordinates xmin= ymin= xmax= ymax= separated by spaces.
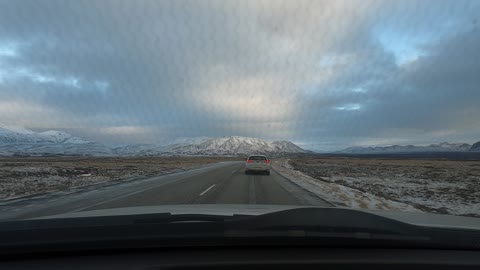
xmin=0 ymin=0 xmax=479 ymax=150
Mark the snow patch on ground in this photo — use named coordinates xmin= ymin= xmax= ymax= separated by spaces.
xmin=286 ymin=156 xmax=480 ymax=217
xmin=272 ymin=160 xmax=422 ymax=213
xmin=323 ymin=175 xmax=480 ymax=216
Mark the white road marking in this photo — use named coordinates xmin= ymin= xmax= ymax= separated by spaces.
xmin=199 ymin=184 xmax=216 ymax=196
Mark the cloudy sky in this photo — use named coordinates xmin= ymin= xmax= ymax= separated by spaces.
xmin=0 ymin=0 xmax=479 ymax=151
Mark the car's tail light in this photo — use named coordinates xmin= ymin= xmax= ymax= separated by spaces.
xmin=247 ymin=160 xmax=252 ymax=163
xmin=264 ymin=160 xmax=270 ymax=163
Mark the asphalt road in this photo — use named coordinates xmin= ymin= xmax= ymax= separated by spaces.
xmin=0 ymin=162 xmax=332 ymax=221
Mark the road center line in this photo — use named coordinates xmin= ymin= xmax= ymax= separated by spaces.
xmin=199 ymin=184 xmax=216 ymax=196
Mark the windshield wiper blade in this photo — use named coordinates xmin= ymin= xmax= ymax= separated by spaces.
xmin=222 ymin=208 xmax=480 ymax=248
xmin=132 ymin=213 xmax=250 ymax=224
xmin=0 ymin=213 xmax=251 ymax=231
xmin=224 ymin=208 xmax=428 ymax=236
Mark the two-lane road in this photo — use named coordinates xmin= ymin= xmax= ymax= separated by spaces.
xmin=0 ymin=161 xmax=332 ymax=221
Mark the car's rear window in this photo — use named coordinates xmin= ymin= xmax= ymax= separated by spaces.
xmin=248 ymin=156 xmax=267 ymax=161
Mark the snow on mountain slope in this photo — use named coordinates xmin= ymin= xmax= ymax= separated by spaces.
xmin=167 ymin=136 xmax=212 ymax=145
xmin=0 ymin=125 xmax=109 ymax=156
xmin=0 ymin=124 xmax=35 ymax=135
xmin=0 ymin=125 xmax=90 ymax=145
xmin=147 ymin=136 xmax=307 ymax=156
xmin=471 ymin=141 xmax=480 ymax=152
xmin=0 ymin=125 xmax=43 ymax=144
xmin=113 ymin=144 xmax=162 ymax=155
xmin=271 ymin=140 xmax=306 ymax=153
xmin=38 ymin=130 xmax=90 ymax=144
xmin=338 ymin=142 xmax=472 ymax=154
xmin=113 ymin=137 xmax=213 ymax=155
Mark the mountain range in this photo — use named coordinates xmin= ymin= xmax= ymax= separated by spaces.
xmin=471 ymin=141 xmax=480 ymax=152
xmin=119 ymin=136 xmax=307 ymax=156
xmin=0 ymin=125 xmax=307 ymax=156
xmin=0 ymin=125 xmax=111 ymax=156
xmin=0 ymin=125 xmax=90 ymax=144
xmin=2 ymin=125 xmax=479 ymax=156
xmin=338 ymin=142 xmax=480 ymax=154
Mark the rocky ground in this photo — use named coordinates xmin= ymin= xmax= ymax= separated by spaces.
xmin=285 ymin=156 xmax=480 ymax=216
xmin=0 ymin=156 xmax=241 ymax=200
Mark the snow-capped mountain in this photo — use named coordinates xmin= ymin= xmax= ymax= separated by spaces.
xmin=471 ymin=141 xmax=480 ymax=152
xmin=0 ymin=125 xmax=90 ymax=144
xmin=0 ymin=125 xmax=35 ymax=135
xmin=0 ymin=125 xmax=110 ymax=156
xmin=0 ymin=125 xmax=43 ymax=144
xmin=338 ymin=142 xmax=473 ymax=154
xmin=112 ymin=137 xmax=214 ymax=155
xmin=37 ymin=130 xmax=91 ymax=144
xmin=166 ymin=137 xmax=212 ymax=145
xmin=271 ymin=141 xmax=306 ymax=153
xmin=142 ymin=136 xmax=307 ymax=156
xmin=0 ymin=143 xmax=113 ymax=156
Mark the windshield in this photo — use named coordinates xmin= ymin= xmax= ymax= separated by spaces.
xmin=0 ymin=0 xmax=479 ymax=228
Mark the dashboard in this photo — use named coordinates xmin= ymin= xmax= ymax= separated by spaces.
xmin=2 ymin=247 xmax=480 ymax=269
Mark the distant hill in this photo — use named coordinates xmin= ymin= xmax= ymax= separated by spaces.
xmin=337 ymin=142 xmax=474 ymax=154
